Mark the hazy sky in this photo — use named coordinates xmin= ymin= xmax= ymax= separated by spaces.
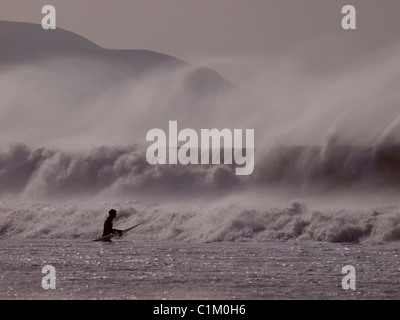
xmin=1 ymin=0 xmax=400 ymax=85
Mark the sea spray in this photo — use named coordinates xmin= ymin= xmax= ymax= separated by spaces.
xmin=1 ymin=199 xmax=400 ymax=243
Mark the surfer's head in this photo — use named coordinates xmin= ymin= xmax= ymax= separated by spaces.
xmin=109 ymin=209 xmax=117 ymax=218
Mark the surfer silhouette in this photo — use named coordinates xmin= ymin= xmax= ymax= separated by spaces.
xmin=102 ymin=209 xmax=123 ymax=237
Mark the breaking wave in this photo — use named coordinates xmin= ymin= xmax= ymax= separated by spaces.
xmin=1 ymin=200 xmax=400 ymax=243
xmin=0 ymin=141 xmax=400 ymax=200
xmin=0 ymin=139 xmax=400 ymax=243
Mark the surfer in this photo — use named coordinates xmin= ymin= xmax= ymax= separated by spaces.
xmin=102 ymin=209 xmax=123 ymax=237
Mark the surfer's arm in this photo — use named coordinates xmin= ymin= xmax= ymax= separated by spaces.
xmin=112 ymin=228 xmax=123 ymax=235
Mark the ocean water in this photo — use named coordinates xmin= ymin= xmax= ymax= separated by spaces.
xmin=0 ymin=199 xmax=400 ymax=300
xmin=1 ymin=239 xmax=399 ymax=300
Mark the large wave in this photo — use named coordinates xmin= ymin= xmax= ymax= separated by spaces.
xmin=1 ymin=199 xmax=399 ymax=243
xmin=0 ymin=142 xmax=399 ymax=243
xmin=0 ymin=142 xmax=400 ymax=200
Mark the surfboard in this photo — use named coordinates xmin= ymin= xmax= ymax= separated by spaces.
xmin=93 ymin=220 xmax=144 ymax=242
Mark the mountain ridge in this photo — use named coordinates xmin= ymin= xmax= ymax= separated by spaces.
xmin=0 ymin=20 xmax=233 ymax=91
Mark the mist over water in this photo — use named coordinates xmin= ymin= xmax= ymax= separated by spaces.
xmin=1 ymin=22 xmax=400 ymax=242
